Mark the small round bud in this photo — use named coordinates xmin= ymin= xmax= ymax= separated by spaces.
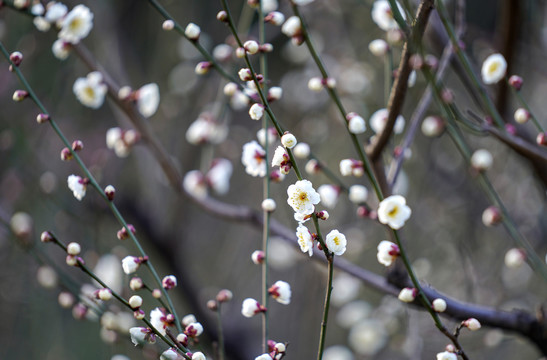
xmin=98 ymin=288 xmax=112 ymax=301
xmin=307 ymin=77 xmax=323 ymax=92
xmin=67 ymin=242 xmax=81 ymax=255
xmin=281 ymin=132 xmax=297 ymax=148
xmin=40 ymin=231 xmax=54 ymax=243
xmin=368 ymin=39 xmax=389 ymax=57
xmin=505 ymin=123 xmax=517 ymax=135
xmin=162 ymin=275 xmax=177 ymax=290
xmin=421 ymin=116 xmax=445 ymax=137
xmin=305 ymin=159 xmax=321 ymax=174
xmin=223 ymin=82 xmax=238 ymax=96
xmin=267 ymin=86 xmax=282 ymax=101
xmin=235 ymin=47 xmax=246 ymax=58
xmin=537 ymin=132 xmax=547 ymax=146
xmin=260 ymin=43 xmax=274 ymax=53
xmin=470 ymin=149 xmax=493 ymax=171
xmin=117 ymin=224 xmax=136 ymax=240
xmin=104 ymin=185 xmax=115 ymax=201
xmin=36 ymin=113 xmax=50 ymax=124
xmin=347 ymin=113 xmax=366 ymax=134
xmin=482 ymin=206 xmax=502 ymax=227
xmin=195 ymin=61 xmax=212 ymax=75
xmin=58 ymin=291 xmax=75 ymax=308
xmin=128 ymin=295 xmax=143 ymax=309
xmin=261 ymin=198 xmax=276 ymax=212
xmin=162 ymin=20 xmax=175 ymax=31
xmin=10 ymin=51 xmax=23 ymax=67
xmin=504 ymin=248 xmax=526 ymax=268
xmin=71 ymin=140 xmax=83 ymax=151
xmin=432 ymin=298 xmax=447 ymax=312
xmin=176 ymin=333 xmax=189 ymax=346
xmin=424 ymin=54 xmax=438 ymax=70
xmin=441 ymin=88 xmax=454 ymax=104
xmin=238 ymin=68 xmax=253 ymax=81
xmin=133 ymin=309 xmax=145 ymax=320
xmin=398 ymin=287 xmax=417 ymax=303
xmin=244 ymin=40 xmax=259 ymax=54
xmin=317 ymin=210 xmax=329 ymax=220
xmin=66 ymin=255 xmax=78 ymax=266
xmin=265 ymin=11 xmax=285 ymax=26
xmin=185 ymin=23 xmax=201 ymax=40
xmin=409 ymin=54 xmax=424 ymax=70
xmin=293 ymin=142 xmax=310 ymax=158
xmin=463 ymin=318 xmax=481 ymax=331
xmin=251 ymin=250 xmax=265 ymax=265
xmin=129 ymin=277 xmax=144 ymax=291
xmin=216 ymin=10 xmax=228 ymax=22
xmin=514 ymin=108 xmax=530 ymax=124
xmin=118 ymin=86 xmax=132 ymax=100
xmin=13 ymin=90 xmax=29 ymax=102
xmin=325 ymin=78 xmax=336 ymax=89
xmin=386 ymin=29 xmax=403 ymax=44
xmin=216 ymin=289 xmax=233 ymax=303
xmin=182 ymin=314 xmax=197 ymax=326
xmin=275 ymin=343 xmax=286 ymax=353
xmin=207 ymin=299 xmax=218 ymax=311
xmin=348 ymin=185 xmax=368 ymax=204
xmin=60 ymin=147 xmax=73 ymax=161
xmin=508 ymin=75 xmax=523 ymax=91
xmin=152 ymin=288 xmax=162 ymax=298
xmin=249 ymin=103 xmax=265 ymax=120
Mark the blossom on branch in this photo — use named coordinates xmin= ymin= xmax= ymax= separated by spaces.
xmin=242 ymin=141 xmax=267 ymax=177
xmin=73 ymin=71 xmax=107 ymax=109
xmin=287 ymin=179 xmax=321 ymax=215
xmin=377 ymin=195 xmax=411 ymax=230
xmin=59 ymin=4 xmax=94 ymax=44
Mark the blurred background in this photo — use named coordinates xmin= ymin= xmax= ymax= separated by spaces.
xmin=1 ymin=0 xmax=547 ymax=359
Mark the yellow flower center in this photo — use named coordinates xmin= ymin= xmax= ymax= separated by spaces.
xmin=84 ymin=86 xmax=95 ymax=99
xmin=387 ymin=205 xmax=399 ymax=217
xmin=332 ymin=236 xmax=340 ymax=246
xmin=487 ymin=62 xmax=499 ymax=74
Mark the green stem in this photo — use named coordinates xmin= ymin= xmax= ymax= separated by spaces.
xmin=316 ymin=255 xmax=334 ymax=360
xmin=508 ymin=82 xmax=545 ymax=133
xmin=216 ymin=303 xmax=226 ymax=360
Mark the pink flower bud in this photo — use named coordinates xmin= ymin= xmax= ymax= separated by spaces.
xmin=10 ymin=51 xmax=23 ymax=66
xmin=536 ymin=132 xmax=547 ymax=146
xmin=508 ymin=75 xmax=523 ymax=91
xmin=216 ymin=10 xmax=228 ymax=22
xmin=162 ymin=275 xmax=177 ymax=290
xmin=60 ymin=147 xmax=73 ymax=161
xmin=104 ymin=185 xmax=115 ymax=201
xmin=36 ymin=113 xmax=50 ymax=124
xmin=251 ymin=250 xmax=265 ymax=264
xmin=216 ymin=289 xmax=233 ymax=303
xmin=13 ymin=90 xmax=29 ymax=102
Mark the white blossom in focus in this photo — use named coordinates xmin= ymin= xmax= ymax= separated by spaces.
xmin=58 ymin=4 xmax=94 ymax=44
xmin=325 ymin=229 xmax=347 ymax=256
xmin=242 ymin=141 xmax=267 ymax=177
xmin=121 ymin=256 xmax=140 ymax=275
xmin=268 ymin=280 xmax=291 ymax=305
xmin=67 ymin=174 xmax=86 ymax=200
xmin=481 ymin=53 xmax=507 ymax=85
xmin=249 ymin=103 xmax=265 ymax=120
xmin=287 ymin=179 xmax=321 ymax=215
xmin=296 ymin=224 xmax=313 ymax=256
xmin=73 ymin=71 xmax=107 ymax=109
xmin=377 ymin=195 xmax=411 ymax=230
xmin=241 ymin=298 xmax=263 ymax=318
xmin=150 ymin=308 xmax=168 ymax=336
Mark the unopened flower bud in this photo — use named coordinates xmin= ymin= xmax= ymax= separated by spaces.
xmin=347 ymin=112 xmax=366 ymax=134
xmin=281 ymin=132 xmax=297 ymax=148
xmin=261 ymin=198 xmax=276 ymax=212
xmin=67 ymin=242 xmax=81 ymax=255
xmin=130 ymin=277 xmax=144 ymax=291
xmin=60 ymin=147 xmax=73 ymax=161
xmin=238 ymin=68 xmax=253 ymax=81
xmin=10 ymin=51 xmax=23 ymax=67
xmin=471 ymin=149 xmax=493 ymax=171
xmin=514 ymin=108 xmax=530 ymax=124
xmin=104 ymin=185 xmax=115 ymax=201
xmin=235 ymin=47 xmax=246 ymax=58
xmin=98 ymin=288 xmax=112 ymax=301
xmin=117 ymin=224 xmax=136 ymax=240
xmin=424 ymin=54 xmax=438 ymax=70
xmin=216 ymin=289 xmax=233 ymax=303
xmin=207 ymin=299 xmax=218 ymax=311
xmin=305 ymin=159 xmax=320 ymax=174
xmin=36 ymin=113 xmax=50 ymax=124
xmin=482 ymin=206 xmax=502 ymax=226
xmin=508 ymin=75 xmax=523 ymax=91
xmin=325 ymin=77 xmax=336 ymax=89
xmin=152 ymin=288 xmax=162 ymax=298
xmin=260 ymin=43 xmax=274 ymax=53
xmin=398 ymin=287 xmax=417 ymax=303
xmin=66 ymin=255 xmax=79 ymax=266
xmin=251 ymin=250 xmax=265 ymax=264
xmin=58 ymin=292 xmax=75 ymax=308
xmin=244 ymin=40 xmax=259 ymax=54
xmin=462 ymin=318 xmax=481 ymax=331
xmin=195 ymin=61 xmax=212 ymax=75
xmin=162 ymin=20 xmax=175 ymax=31
xmin=267 ymin=86 xmax=282 ymax=101
xmin=317 ymin=210 xmax=329 ymax=220
xmin=307 ymin=77 xmax=323 ymax=92
xmin=177 ymin=333 xmax=189 ymax=346
xmin=432 ymin=298 xmax=447 ymax=312
xmin=13 ymin=90 xmax=29 ymax=102
xmin=223 ymin=82 xmax=238 ymax=96
xmin=185 ymin=23 xmax=201 ymax=40
xmin=265 ymin=11 xmax=285 ymax=26
xmin=505 ymin=123 xmax=517 ymax=135
xmin=133 ymin=309 xmax=145 ymax=320
xmin=249 ymin=103 xmax=265 ymax=120
xmin=409 ymin=54 xmax=423 ymax=69
xmin=118 ymin=86 xmax=132 ymax=100
xmin=537 ymin=132 xmax=547 ymax=146
xmin=162 ymin=275 xmax=177 ymax=290
xmin=129 ymin=295 xmax=143 ymax=309
xmin=368 ymin=39 xmax=388 ymax=57
xmin=504 ymin=248 xmax=526 ymax=268
xmin=216 ymin=10 xmax=228 ymax=22
xmin=421 ymin=116 xmax=445 ymax=137
xmin=441 ymin=88 xmax=454 ymax=104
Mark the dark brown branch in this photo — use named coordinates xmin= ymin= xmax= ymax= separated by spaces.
xmin=367 ymin=0 xmax=436 ymax=161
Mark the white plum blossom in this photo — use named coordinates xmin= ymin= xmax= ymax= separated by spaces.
xmin=292 ymin=0 xmax=315 ymax=5
xmin=432 ymin=298 xmax=447 ymax=312
xmin=73 ymin=71 xmax=107 ymax=109
xmin=45 ymin=2 xmax=68 ymax=22
xmin=436 ymin=351 xmax=458 ymax=360
xmin=206 ymin=159 xmax=233 ymax=195
xmin=58 ymin=4 xmax=94 ymax=44
xmin=136 ymin=83 xmax=160 ymax=118
xmin=377 ymin=195 xmax=411 ymax=230
xmin=281 ymin=16 xmax=301 ymax=37
xmin=261 ymin=198 xmax=277 ymax=212
xmin=241 ymin=298 xmax=264 ymax=318
xmin=470 ymin=149 xmax=493 ymax=171
xmin=160 ymin=349 xmax=181 ymax=360
xmin=121 ymin=256 xmax=141 ymax=275
xmin=182 ymin=314 xmax=197 ymax=326
xmin=186 ymin=114 xmax=228 ymax=145
xmin=287 ymin=179 xmax=321 ymax=215
xmin=481 ymin=53 xmax=507 ymax=85
xmin=183 ymin=170 xmax=207 ymax=199
xmin=514 ymin=108 xmax=530 ymax=124
xmin=242 ymin=141 xmax=267 ymax=177
xmin=255 ymin=355 xmax=273 ymax=360
xmin=184 ymin=23 xmax=201 ymax=40
xmin=268 ymin=280 xmax=291 ymax=305
xmin=348 ymin=185 xmax=368 ymax=204
xmin=249 ymin=103 xmax=265 ymax=120
xmin=398 ymin=287 xmax=417 ymax=303
xmin=376 ymin=240 xmax=400 ymax=266
xmin=463 ymin=318 xmax=481 ymax=331
xmin=150 ymin=308 xmax=169 ymax=335
xmin=369 ymin=39 xmax=389 ymax=56
xmin=33 ymin=17 xmax=51 ymax=32
xmin=185 ymin=322 xmax=204 ymax=337
xmin=325 ymin=229 xmax=347 ymax=256
xmin=281 ymin=132 xmax=297 ymax=148
xmin=293 ymin=142 xmax=310 ymax=158
xmin=261 ymin=0 xmax=278 ymax=13
xmin=52 ymin=39 xmax=70 ymax=60
xmin=67 ymin=174 xmax=86 ymax=200
xmin=371 ymin=0 xmax=406 ymax=31
xmin=129 ymin=327 xmax=156 ymax=346
xmin=317 ymin=184 xmax=339 ymax=209
xmin=192 ymin=352 xmax=206 ymax=360
xmin=369 ymin=108 xmax=405 ymax=134
xmin=272 ymin=146 xmax=288 ymax=167
xmin=296 ymin=224 xmax=313 ymax=256
xmin=348 ymin=114 xmax=367 ymax=134
xmin=504 ymin=248 xmax=526 ymax=268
